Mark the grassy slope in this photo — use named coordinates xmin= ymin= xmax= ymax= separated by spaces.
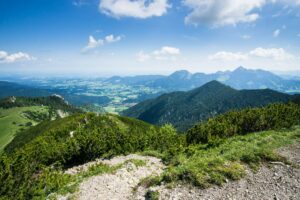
xmin=145 ymin=127 xmax=300 ymax=188
xmin=0 ymin=106 xmax=49 ymax=151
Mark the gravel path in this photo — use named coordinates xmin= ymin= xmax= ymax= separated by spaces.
xmin=62 ymin=154 xmax=165 ymax=200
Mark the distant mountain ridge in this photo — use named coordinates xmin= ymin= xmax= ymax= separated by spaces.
xmin=122 ymin=81 xmax=296 ymax=131
xmin=0 ymin=81 xmax=110 ymax=106
xmin=0 ymin=95 xmax=82 ymax=114
xmin=105 ymin=67 xmax=300 ymax=93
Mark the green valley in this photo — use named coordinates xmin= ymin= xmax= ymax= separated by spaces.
xmin=0 ymin=106 xmax=49 ymax=151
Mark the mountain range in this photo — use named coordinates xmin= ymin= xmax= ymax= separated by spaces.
xmin=105 ymin=67 xmax=300 ymax=93
xmin=122 ymin=81 xmax=298 ymax=131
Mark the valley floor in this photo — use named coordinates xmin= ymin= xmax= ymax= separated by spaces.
xmin=57 ymin=143 xmax=300 ymax=200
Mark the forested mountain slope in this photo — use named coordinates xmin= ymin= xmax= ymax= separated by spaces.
xmin=123 ymin=81 xmax=294 ymax=131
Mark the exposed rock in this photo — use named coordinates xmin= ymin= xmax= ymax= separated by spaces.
xmin=60 ymin=154 xmax=165 ymax=200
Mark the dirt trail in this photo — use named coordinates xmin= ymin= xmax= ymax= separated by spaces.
xmin=60 ymin=154 xmax=165 ymax=200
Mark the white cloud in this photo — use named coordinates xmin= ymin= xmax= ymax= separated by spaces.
xmin=82 ymin=34 xmax=122 ymax=52
xmin=182 ymin=0 xmax=300 ymax=27
xmin=83 ymin=36 xmax=104 ymax=51
xmin=183 ymin=0 xmax=268 ymax=27
xmin=249 ymin=47 xmax=294 ymax=60
xmin=297 ymin=33 xmax=300 ymax=37
xmin=152 ymin=46 xmax=180 ymax=60
xmin=105 ymin=34 xmax=122 ymax=43
xmin=209 ymin=47 xmax=295 ymax=62
xmin=0 ymin=51 xmax=35 ymax=63
xmin=153 ymin=46 xmax=180 ymax=56
xmin=209 ymin=51 xmax=248 ymax=61
xmin=137 ymin=46 xmax=181 ymax=62
xmin=273 ymin=29 xmax=280 ymax=37
xmin=0 ymin=51 xmax=7 ymax=60
xmin=99 ymin=0 xmax=170 ymax=19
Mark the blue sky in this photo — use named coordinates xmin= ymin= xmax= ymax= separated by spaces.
xmin=0 ymin=0 xmax=300 ymax=76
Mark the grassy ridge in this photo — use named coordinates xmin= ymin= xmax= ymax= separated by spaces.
xmin=157 ymin=128 xmax=300 ymax=188
xmin=0 ymin=96 xmax=83 ymax=152
xmin=0 ymin=113 xmax=181 ymax=199
xmin=0 ymin=106 xmax=49 ymax=151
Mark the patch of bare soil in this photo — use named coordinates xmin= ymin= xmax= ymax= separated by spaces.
xmin=59 ymin=154 xmax=165 ymax=200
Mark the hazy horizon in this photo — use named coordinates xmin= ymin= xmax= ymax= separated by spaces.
xmin=0 ymin=66 xmax=300 ymax=78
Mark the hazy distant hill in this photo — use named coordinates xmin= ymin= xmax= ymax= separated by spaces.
xmin=0 ymin=81 xmax=110 ymax=106
xmin=104 ymin=75 xmax=164 ymax=85
xmin=105 ymin=67 xmax=300 ymax=93
xmin=0 ymin=81 xmax=51 ymax=97
xmin=122 ymin=81 xmax=294 ymax=131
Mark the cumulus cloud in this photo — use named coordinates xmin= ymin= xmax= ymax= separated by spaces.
xmin=99 ymin=0 xmax=170 ymax=19
xmin=249 ymin=47 xmax=294 ymax=60
xmin=0 ymin=51 xmax=35 ymax=63
xmin=209 ymin=47 xmax=294 ymax=62
xmin=137 ymin=46 xmax=181 ymax=62
xmin=273 ymin=29 xmax=281 ymax=37
xmin=153 ymin=46 xmax=180 ymax=56
xmin=182 ymin=0 xmax=300 ymax=27
xmin=209 ymin=51 xmax=248 ymax=61
xmin=105 ymin=34 xmax=122 ymax=43
xmin=82 ymin=34 xmax=122 ymax=52
xmin=183 ymin=0 xmax=267 ymax=27
xmin=83 ymin=36 xmax=104 ymax=51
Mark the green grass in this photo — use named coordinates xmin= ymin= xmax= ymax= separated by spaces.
xmin=0 ymin=106 xmax=49 ymax=151
xmin=125 ymin=159 xmax=147 ymax=168
xmin=144 ymin=127 xmax=300 ymax=188
xmin=145 ymin=190 xmax=159 ymax=200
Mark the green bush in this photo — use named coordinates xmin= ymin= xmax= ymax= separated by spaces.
xmin=187 ymin=103 xmax=300 ymax=144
